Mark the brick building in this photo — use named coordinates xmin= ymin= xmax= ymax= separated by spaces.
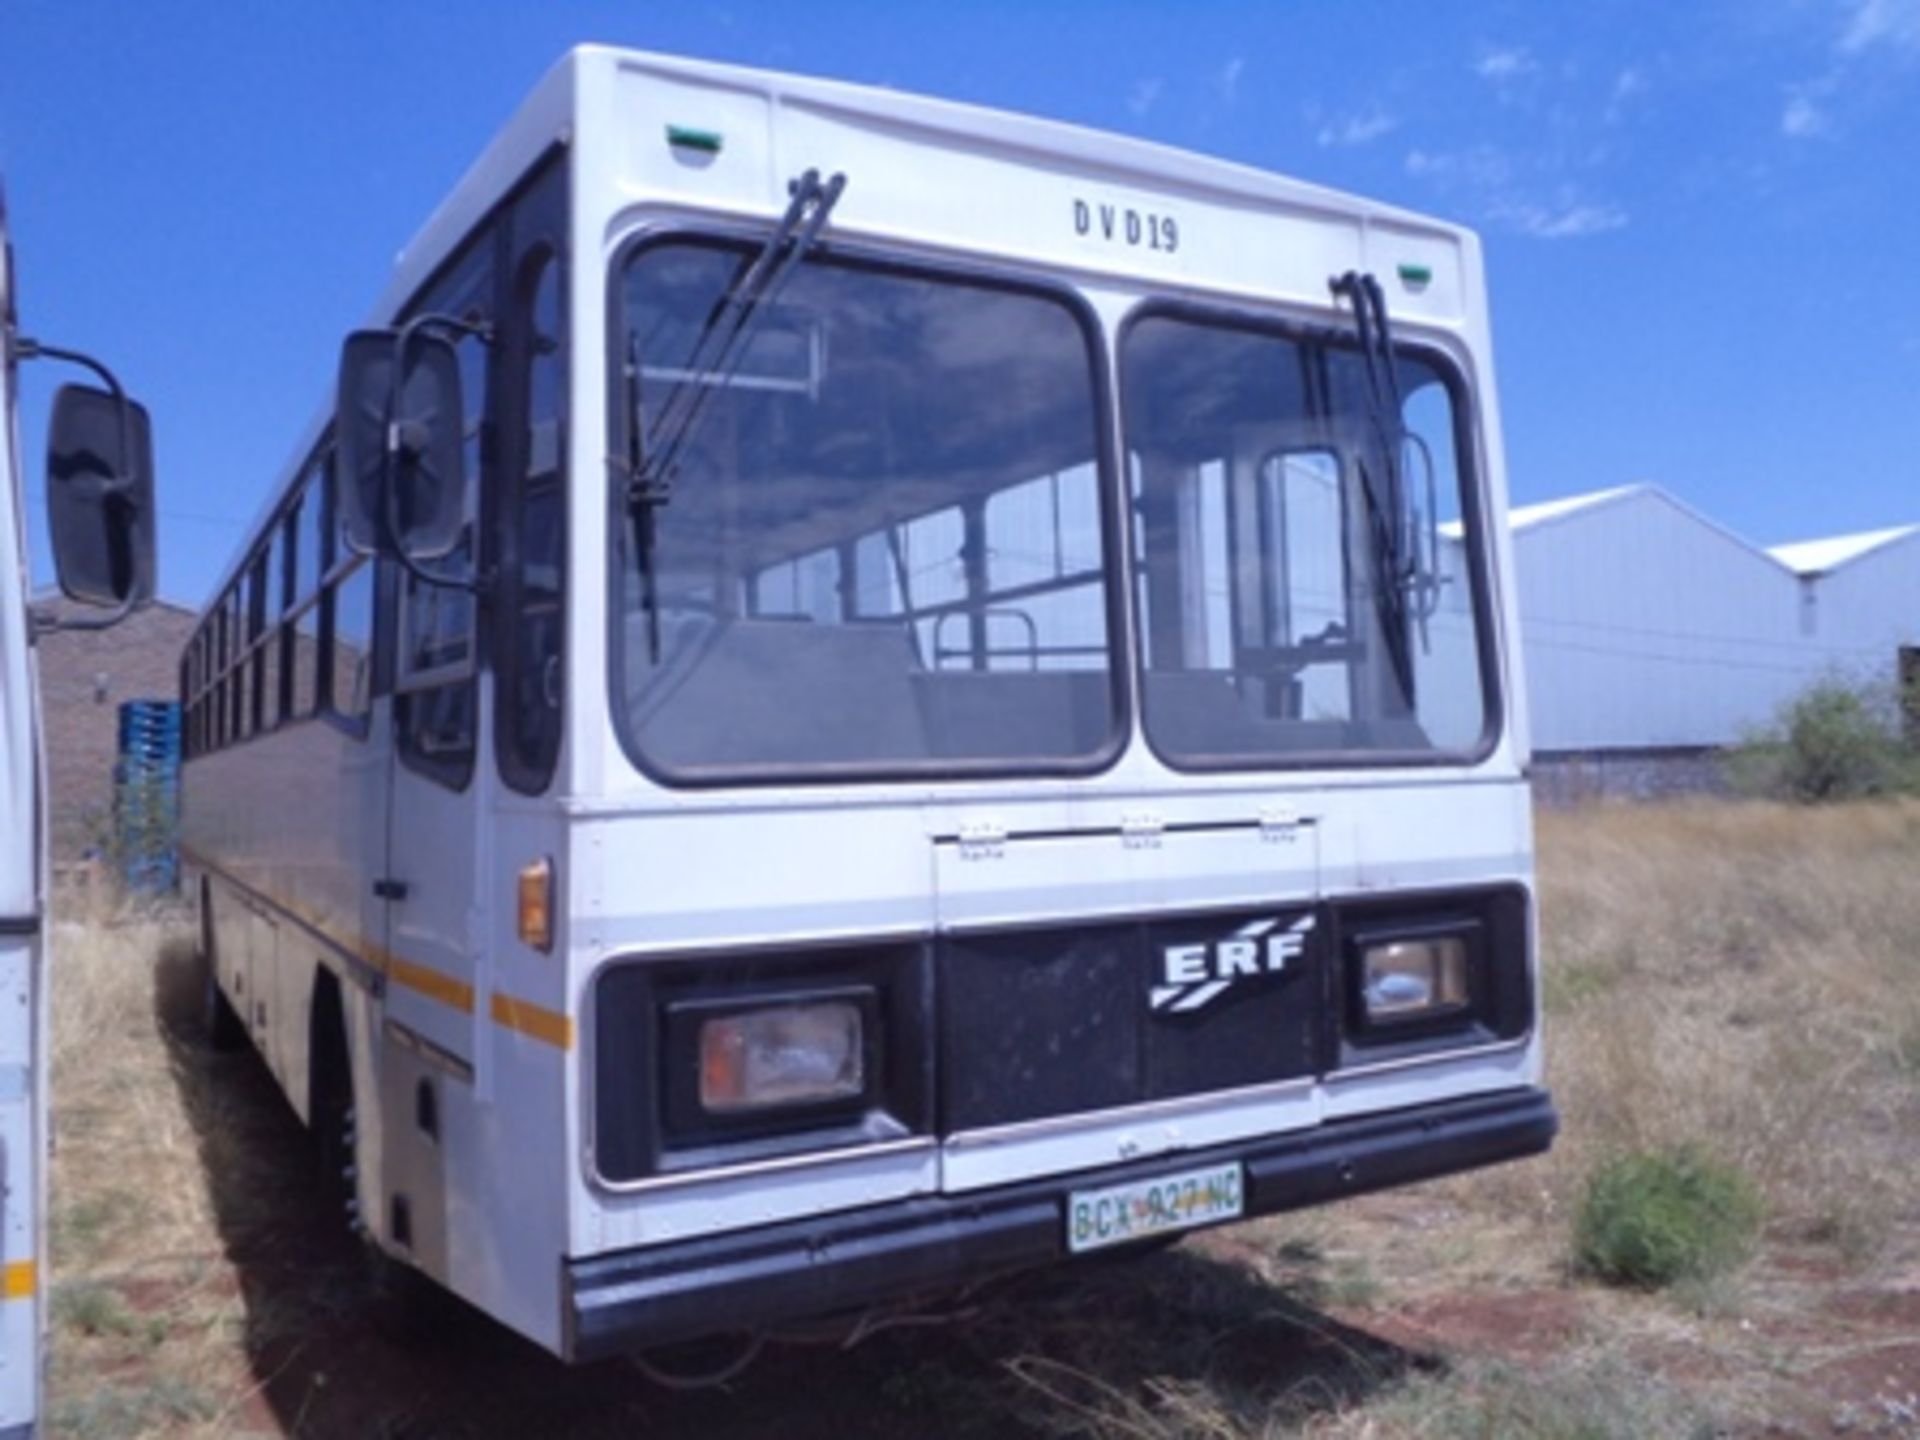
xmin=32 ymin=591 xmax=196 ymax=859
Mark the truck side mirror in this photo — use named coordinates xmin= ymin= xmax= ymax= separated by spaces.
xmin=45 ymin=382 xmax=155 ymax=608
xmin=335 ymin=327 xmax=466 ymax=561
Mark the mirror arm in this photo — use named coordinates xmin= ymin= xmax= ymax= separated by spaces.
xmin=10 ymin=335 xmax=136 ymax=495
xmin=29 ymin=588 xmax=142 ymax=637
xmin=382 ymin=546 xmax=484 ymax=597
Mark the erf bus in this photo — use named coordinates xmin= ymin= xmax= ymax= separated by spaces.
xmin=179 ymin=47 xmax=1554 ymax=1367
xmin=1 ymin=184 xmax=156 ymax=1435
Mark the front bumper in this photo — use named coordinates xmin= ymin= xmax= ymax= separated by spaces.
xmin=560 ymin=1090 xmax=1551 ymax=1367
xmin=563 ymin=1086 xmax=1556 ymax=1360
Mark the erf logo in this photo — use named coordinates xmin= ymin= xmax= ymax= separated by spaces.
xmin=1149 ymin=914 xmax=1315 ymax=1015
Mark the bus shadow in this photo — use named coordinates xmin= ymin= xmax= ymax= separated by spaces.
xmin=152 ymin=939 xmax=1430 ymax=1439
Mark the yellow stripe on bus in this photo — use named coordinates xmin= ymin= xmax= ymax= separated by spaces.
xmin=490 ymin=992 xmax=575 ymax=1051
xmin=183 ymin=852 xmax=573 ymax=1049
xmin=385 ymin=956 xmax=476 ymax=1014
xmin=3 ymin=1261 xmax=35 ymax=1300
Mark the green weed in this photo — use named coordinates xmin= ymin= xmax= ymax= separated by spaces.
xmin=1574 ymin=1147 xmax=1763 ymax=1289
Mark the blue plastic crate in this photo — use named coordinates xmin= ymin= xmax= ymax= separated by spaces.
xmin=115 ymin=701 xmax=183 ymax=894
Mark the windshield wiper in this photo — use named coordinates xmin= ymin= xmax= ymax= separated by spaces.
xmin=623 ymin=169 xmax=847 ymax=662
xmin=1329 ymin=269 xmax=1417 ymax=705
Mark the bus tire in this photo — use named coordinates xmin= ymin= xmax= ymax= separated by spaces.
xmin=199 ymin=880 xmax=245 ymax=1052
xmin=309 ymin=972 xmax=357 ymax=1234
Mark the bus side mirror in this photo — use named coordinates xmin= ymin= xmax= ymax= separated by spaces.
xmin=336 ymin=328 xmax=466 ymax=561
xmin=45 ymin=383 xmax=155 ymax=608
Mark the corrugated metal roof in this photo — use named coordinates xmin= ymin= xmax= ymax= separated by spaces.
xmin=1451 ymin=487 xmax=1917 ymax=583
xmin=1506 ymin=485 xmax=1644 ymax=531
xmin=1767 ymin=525 xmax=1920 ymax=576
xmin=1441 ymin=484 xmax=1644 ymax=541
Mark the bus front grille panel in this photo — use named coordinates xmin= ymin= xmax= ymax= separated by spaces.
xmin=937 ymin=906 xmax=1326 ymax=1134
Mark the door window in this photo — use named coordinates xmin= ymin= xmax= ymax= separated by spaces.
xmin=395 ymin=242 xmax=492 ymax=787
xmin=497 ymin=245 xmax=566 ymax=793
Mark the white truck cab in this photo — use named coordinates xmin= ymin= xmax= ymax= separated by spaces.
xmin=0 ymin=181 xmax=157 ymax=1437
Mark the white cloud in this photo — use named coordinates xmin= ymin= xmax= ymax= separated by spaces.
xmin=1605 ymin=66 xmax=1648 ymax=124
xmin=1493 ymin=199 xmax=1629 ymax=240
xmin=1781 ymin=92 xmax=1832 ymax=137
xmin=1839 ymin=0 xmax=1920 ymax=55
xmin=1219 ymin=57 xmax=1245 ymax=104
xmin=1406 ymin=147 xmax=1624 ymax=240
xmin=1316 ymin=107 xmax=1397 ymax=148
xmin=1780 ymin=0 xmax=1920 ymax=141
xmin=1475 ymin=46 xmax=1536 ymax=80
xmin=1403 ymin=145 xmax=1513 ymax=189
xmin=1126 ymin=77 xmax=1164 ymax=118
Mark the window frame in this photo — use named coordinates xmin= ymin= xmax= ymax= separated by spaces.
xmin=229 ymin=586 xmax=249 ymax=743
xmin=495 ymin=233 xmax=569 ymax=797
xmin=284 ymin=469 xmax=327 ymax=725
xmin=602 ymin=221 xmax=1132 ymax=790
xmin=317 ymin=439 xmax=379 ymax=740
xmin=1116 ymin=296 xmax=1505 ymax=773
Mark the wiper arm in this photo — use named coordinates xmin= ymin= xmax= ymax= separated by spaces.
xmin=1329 ymin=269 xmax=1416 ymax=703
xmin=623 ymin=168 xmax=847 ymax=662
xmin=630 ymin=167 xmax=846 ymax=511
xmin=622 ymin=331 xmax=667 ymax=664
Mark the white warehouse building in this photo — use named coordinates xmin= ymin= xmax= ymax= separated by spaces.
xmin=1445 ymin=484 xmax=1919 ymax=797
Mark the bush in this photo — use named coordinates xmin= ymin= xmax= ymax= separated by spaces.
xmin=1725 ymin=677 xmax=1919 ymax=802
xmin=1573 ymin=1147 xmax=1762 ymax=1288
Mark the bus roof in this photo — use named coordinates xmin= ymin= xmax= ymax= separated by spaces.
xmin=386 ymin=46 xmax=1469 ymax=324
xmin=202 ymin=45 xmax=1479 ymax=613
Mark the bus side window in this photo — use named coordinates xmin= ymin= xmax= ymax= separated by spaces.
xmin=309 ymin=441 xmax=372 ymax=732
xmin=288 ymin=464 xmax=327 ymax=720
xmin=211 ymin=604 xmax=226 ymax=751
xmin=240 ymin=564 xmax=262 ymax=742
xmin=261 ymin=516 xmax=289 ymax=732
xmin=229 ymin=589 xmax=244 ymax=743
xmin=329 ymin=556 xmax=374 ymax=727
xmin=499 ymin=245 xmax=565 ymax=794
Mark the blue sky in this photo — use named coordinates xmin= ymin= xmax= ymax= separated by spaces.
xmin=4 ymin=0 xmax=1917 ymax=607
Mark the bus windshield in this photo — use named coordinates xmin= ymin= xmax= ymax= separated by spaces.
xmin=612 ymin=238 xmax=1119 ymax=780
xmin=1121 ymin=312 xmax=1493 ymax=766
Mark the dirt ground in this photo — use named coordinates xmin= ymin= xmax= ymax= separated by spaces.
xmin=42 ymin=801 xmax=1920 ymax=1437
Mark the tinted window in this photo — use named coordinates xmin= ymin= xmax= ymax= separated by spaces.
xmin=500 ymin=248 xmax=565 ymax=793
xmin=612 ymin=241 xmax=1114 ymax=779
xmin=329 ymin=558 xmax=374 ymax=722
xmin=1121 ymin=313 xmax=1491 ymax=764
xmin=291 ymin=468 xmax=329 ymax=603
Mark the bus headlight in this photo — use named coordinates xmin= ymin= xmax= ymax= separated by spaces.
xmin=1360 ymin=936 xmax=1469 ymax=1022
xmin=698 ymin=1001 xmax=865 ymax=1113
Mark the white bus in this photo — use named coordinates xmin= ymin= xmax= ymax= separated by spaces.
xmin=1 ymin=182 xmax=156 ymax=1436
xmin=179 ymin=47 xmax=1553 ymax=1367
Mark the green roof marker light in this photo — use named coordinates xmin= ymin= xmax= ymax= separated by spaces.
xmin=1397 ymin=262 xmax=1433 ymax=291
xmin=666 ymin=124 xmax=725 ymax=155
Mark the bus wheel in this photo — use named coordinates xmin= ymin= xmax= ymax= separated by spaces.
xmin=309 ymin=979 xmax=357 ymax=1234
xmin=199 ymin=882 xmax=245 ymax=1052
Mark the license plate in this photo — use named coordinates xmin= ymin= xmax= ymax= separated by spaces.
xmin=1066 ymin=1161 xmax=1244 ymax=1254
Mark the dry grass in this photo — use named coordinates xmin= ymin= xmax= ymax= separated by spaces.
xmin=39 ymin=799 xmax=1920 ymax=1437
xmin=1532 ymin=799 xmax=1920 ymax=1258
xmin=45 ymin=893 xmax=237 ymax=1436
